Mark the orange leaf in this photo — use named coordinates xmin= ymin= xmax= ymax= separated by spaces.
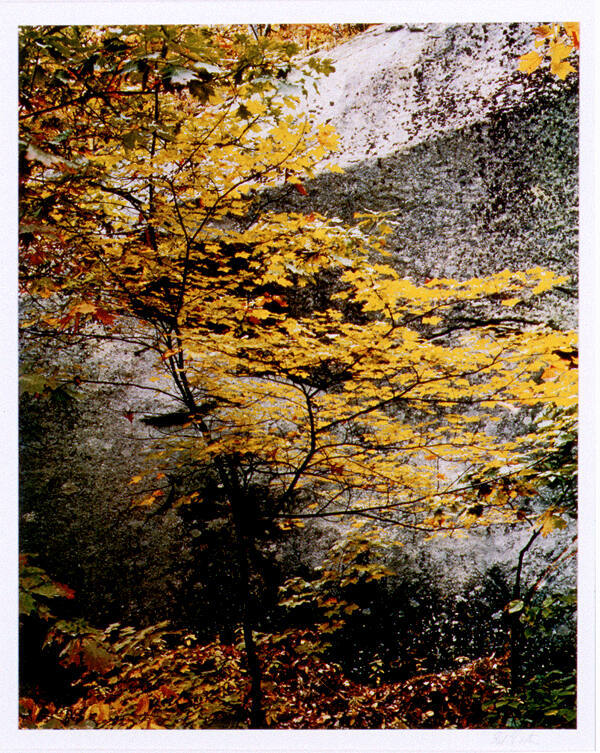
xmin=72 ymin=302 xmax=97 ymax=315
xmin=158 ymin=683 xmax=176 ymax=699
xmin=85 ymin=702 xmax=111 ymax=722
xmin=293 ymin=183 xmax=308 ymax=196
xmin=58 ymin=313 xmax=73 ymax=330
xmin=161 ymin=348 xmax=181 ymax=360
xmin=563 ymin=22 xmax=580 ymax=49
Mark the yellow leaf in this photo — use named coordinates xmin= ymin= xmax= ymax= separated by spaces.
xmin=72 ymin=302 xmax=97 ymax=315
xmin=84 ymin=702 xmax=111 ymax=722
xmin=539 ymin=510 xmax=567 ymax=536
xmin=422 ymin=315 xmax=442 ymax=325
xmin=245 ymin=99 xmax=266 ymax=116
xmin=501 ymin=298 xmax=519 ymax=307
xmin=551 ymin=59 xmax=576 ymax=80
xmin=129 ymin=475 xmax=143 ymax=484
xmin=518 ymin=51 xmax=543 ymax=73
xmin=549 ymin=41 xmax=573 ymax=63
xmin=135 ymin=493 xmax=159 ymax=507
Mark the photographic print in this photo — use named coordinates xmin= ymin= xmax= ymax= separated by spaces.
xmin=16 ymin=14 xmax=582 ymax=738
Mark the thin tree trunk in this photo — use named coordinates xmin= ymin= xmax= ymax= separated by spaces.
xmin=170 ymin=383 xmax=266 ymax=725
xmin=509 ymin=527 xmax=541 ymax=692
xmin=229 ymin=492 xmax=266 ymax=728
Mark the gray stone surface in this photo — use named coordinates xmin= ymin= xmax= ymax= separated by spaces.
xmin=282 ymin=23 xmax=578 ymax=326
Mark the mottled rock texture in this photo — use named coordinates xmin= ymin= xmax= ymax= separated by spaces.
xmin=283 ymin=23 xmax=578 ymax=326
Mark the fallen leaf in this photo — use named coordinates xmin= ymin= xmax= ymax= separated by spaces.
xmin=135 ymin=695 xmax=150 ymax=715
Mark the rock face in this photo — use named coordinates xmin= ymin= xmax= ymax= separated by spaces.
xmin=286 ymin=23 xmax=578 ymax=325
xmin=20 ymin=23 xmax=578 ymax=625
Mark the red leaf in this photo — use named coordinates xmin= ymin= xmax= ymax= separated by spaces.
xmin=93 ymin=307 xmax=115 ymax=326
xmin=293 ymin=183 xmax=308 ymax=196
xmin=135 ymin=695 xmax=150 ymax=715
xmin=29 ymin=251 xmax=46 ymax=265
xmin=247 ymin=315 xmax=260 ymax=326
xmin=55 ymin=582 xmax=76 ymax=599
xmin=159 ymin=684 xmax=176 ymax=699
xmin=123 ymin=411 xmax=134 ymax=423
xmin=58 ymin=313 xmax=73 ymax=330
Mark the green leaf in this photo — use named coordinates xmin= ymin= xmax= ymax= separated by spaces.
xmin=30 ymin=582 xmax=68 ymax=599
xmin=19 ymin=591 xmax=37 ymax=616
xmin=188 ymin=80 xmax=213 ymax=102
xmin=122 ymin=131 xmax=142 ymax=150
xmin=193 ymin=62 xmax=223 ymax=75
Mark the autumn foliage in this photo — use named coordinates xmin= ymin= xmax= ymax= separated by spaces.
xmin=518 ymin=23 xmax=579 ymax=79
xmin=21 ymin=623 xmax=512 ymax=729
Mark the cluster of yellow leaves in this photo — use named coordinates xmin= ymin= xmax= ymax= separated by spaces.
xmin=20 ymin=25 xmax=577 ymax=540
xmin=518 ymin=23 xmax=579 ymax=80
xmin=156 ymin=255 xmax=576 ymax=534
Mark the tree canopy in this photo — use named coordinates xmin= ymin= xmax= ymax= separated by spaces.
xmin=20 ymin=24 xmax=576 ymax=532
